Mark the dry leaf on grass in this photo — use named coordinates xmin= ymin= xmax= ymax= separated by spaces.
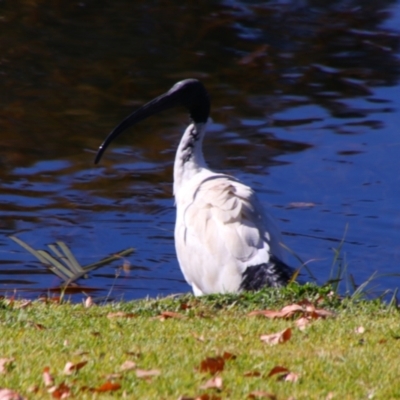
xmin=156 ymin=311 xmax=185 ymax=321
xmin=248 ymin=390 xmax=277 ymax=399
xmin=120 ymin=360 xmax=137 ymax=371
xmin=200 ymin=376 xmax=223 ymax=390
xmin=267 ymin=365 xmax=289 ymax=378
xmin=180 ymin=302 xmax=191 ymax=310
xmin=295 ymin=316 xmax=311 ymax=330
xmin=243 ymin=371 xmax=262 ymax=377
xmin=43 ymin=367 xmax=55 ymax=387
xmin=284 ymin=372 xmax=300 ymax=382
xmin=135 ymin=369 xmax=161 ymax=379
xmin=0 ymin=358 xmax=14 ymax=374
xmin=63 ymin=361 xmax=87 ymax=375
xmin=198 ymin=352 xmax=236 ymax=375
xmin=199 ymin=357 xmax=225 ymax=374
xmin=195 ymin=395 xmax=222 ymax=400
xmin=48 ymin=382 xmax=71 ymax=399
xmin=94 ymin=381 xmax=121 ymax=392
xmin=28 ymin=321 xmax=46 ymax=330
xmin=221 ymin=352 xmax=236 ymax=361
xmin=266 ymin=365 xmax=299 ymax=382
xmin=84 ymin=297 xmax=94 ymax=308
xmin=0 ymin=389 xmax=26 ymax=400
xmin=300 ymin=301 xmax=335 ymax=319
xmin=248 ymin=304 xmax=303 ymax=319
xmin=26 ymin=385 xmax=39 ymax=394
xmin=260 ymin=328 xmax=292 ymax=345
xmin=249 ymin=302 xmax=335 ymax=325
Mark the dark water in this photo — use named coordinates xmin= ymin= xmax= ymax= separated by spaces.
xmin=1 ymin=0 xmax=399 ymax=301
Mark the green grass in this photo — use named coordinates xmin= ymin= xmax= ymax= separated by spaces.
xmin=1 ymin=284 xmax=400 ymax=399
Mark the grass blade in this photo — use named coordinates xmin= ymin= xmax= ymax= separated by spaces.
xmin=47 ymin=243 xmax=76 ymax=272
xmin=280 ymin=242 xmax=318 ymax=282
xmin=63 ymin=248 xmax=134 ymax=286
xmin=37 ymin=250 xmax=75 ymax=280
xmin=9 ymin=236 xmax=49 ymax=265
xmin=56 ymin=241 xmax=84 ymax=274
xmin=351 ymin=271 xmax=378 ymax=300
xmin=82 ymin=248 xmax=135 ymax=272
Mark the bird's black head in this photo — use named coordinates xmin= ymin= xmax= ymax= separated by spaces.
xmin=167 ymin=79 xmax=210 ymax=123
xmin=95 ymin=79 xmax=211 ymax=164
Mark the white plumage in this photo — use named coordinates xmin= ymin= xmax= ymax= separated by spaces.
xmin=95 ymin=79 xmax=292 ymax=296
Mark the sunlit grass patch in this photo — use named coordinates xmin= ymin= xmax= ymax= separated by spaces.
xmin=1 ymin=286 xmax=399 ymax=399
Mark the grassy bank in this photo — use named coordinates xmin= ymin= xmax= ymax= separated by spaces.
xmin=1 ymin=284 xmax=399 ymax=399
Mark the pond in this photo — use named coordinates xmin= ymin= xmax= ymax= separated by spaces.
xmin=1 ymin=0 xmax=399 ymax=301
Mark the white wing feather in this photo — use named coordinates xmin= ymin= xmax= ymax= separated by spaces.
xmin=174 ymin=173 xmax=284 ymax=295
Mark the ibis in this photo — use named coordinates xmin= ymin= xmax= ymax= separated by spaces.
xmin=95 ymin=79 xmax=293 ymax=296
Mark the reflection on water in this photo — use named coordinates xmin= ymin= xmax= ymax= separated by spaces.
xmin=0 ymin=0 xmax=399 ymax=300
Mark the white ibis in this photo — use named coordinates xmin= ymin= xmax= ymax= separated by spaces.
xmin=95 ymin=79 xmax=293 ymax=296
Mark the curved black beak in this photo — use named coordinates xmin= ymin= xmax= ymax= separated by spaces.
xmin=94 ymin=79 xmax=210 ymax=164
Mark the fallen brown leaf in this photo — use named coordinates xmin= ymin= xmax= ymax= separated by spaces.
xmin=43 ymin=367 xmax=55 ymax=387
xmin=0 ymin=358 xmax=14 ymax=374
xmin=180 ymin=302 xmax=191 ymax=310
xmin=200 ymin=376 xmax=223 ymax=390
xmin=279 ymin=304 xmax=305 ymax=318
xmin=63 ymin=360 xmax=87 ymax=375
xmin=249 ymin=304 xmax=303 ymax=319
xmin=222 ymin=351 xmax=236 ymax=361
xmin=29 ymin=321 xmax=46 ymax=330
xmin=0 ymin=389 xmax=26 ymax=400
xmin=156 ymin=311 xmax=185 ymax=320
xmin=135 ymin=369 xmax=161 ymax=379
xmin=195 ymin=395 xmax=221 ymax=400
xmin=311 ymin=308 xmax=335 ymax=319
xmin=199 ymin=356 xmax=225 ymax=374
xmin=249 ymin=303 xmax=334 ymax=322
xmin=284 ymin=372 xmax=300 ymax=382
xmin=94 ymin=381 xmax=121 ymax=392
xmin=248 ymin=390 xmax=277 ymax=399
xmin=295 ymin=316 xmax=311 ymax=331
xmin=49 ymin=382 xmax=71 ymax=399
xmin=26 ymin=385 xmax=39 ymax=394
xmin=125 ymin=350 xmax=142 ymax=357
xmin=267 ymin=365 xmax=289 ymax=378
xmin=243 ymin=371 xmax=262 ymax=377
xmin=84 ymin=297 xmax=94 ymax=308
xmin=248 ymin=310 xmax=284 ymax=318
xmin=260 ymin=328 xmax=292 ymax=345
xmin=120 ymin=360 xmax=137 ymax=371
